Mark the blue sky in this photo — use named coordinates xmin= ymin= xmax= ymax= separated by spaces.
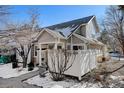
xmin=9 ymin=5 xmax=108 ymax=27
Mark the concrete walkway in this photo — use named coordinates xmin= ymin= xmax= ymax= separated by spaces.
xmin=0 ymin=70 xmax=41 ymax=88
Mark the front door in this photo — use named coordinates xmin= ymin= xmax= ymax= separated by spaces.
xmin=41 ymin=44 xmax=48 ymax=64
xmin=40 ymin=43 xmax=55 ymax=66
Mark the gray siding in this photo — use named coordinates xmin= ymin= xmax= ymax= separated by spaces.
xmin=75 ymin=25 xmax=86 ymax=37
xmin=38 ymin=31 xmax=56 ymax=43
xmin=86 ymin=20 xmax=96 ymax=39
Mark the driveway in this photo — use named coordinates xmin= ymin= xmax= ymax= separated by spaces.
xmin=0 ymin=70 xmax=41 ymax=88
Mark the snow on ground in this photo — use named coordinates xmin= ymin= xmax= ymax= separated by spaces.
xmin=24 ymin=73 xmax=78 ymax=88
xmin=111 ymin=57 xmax=124 ymax=61
xmin=24 ymin=73 xmax=103 ymax=88
xmin=24 ymin=72 xmax=124 ymax=88
xmin=110 ymin=75 xmax=124 ymax=81
xmin=0 ymin=63 xmax=38 ymax=79
xmin=109 ymin=75 xmax=124 ymax=88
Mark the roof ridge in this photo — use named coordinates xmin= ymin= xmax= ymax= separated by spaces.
xmin=41 ymin=15 xmax=95 ymax=38
xmin=45 ymin=15 xmax=95 ymax=28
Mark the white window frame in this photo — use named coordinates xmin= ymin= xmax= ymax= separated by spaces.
xmin=66 ymin=43 xmax=86 ymax=50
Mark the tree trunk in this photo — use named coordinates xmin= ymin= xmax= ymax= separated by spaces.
xmin=23 ymin=57 xmax=27 ymax=68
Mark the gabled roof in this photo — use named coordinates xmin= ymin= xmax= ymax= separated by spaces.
xmin=73 ymin=33 xmax=104 ymax=46
xmin=45 ymin=15 xmax=95 ymax=38
xmin=35 ymin=28 xmax=66 ymax=41
xmin=44 ymin=28 xmax=66 ymax=39
xmin=73 ymin=33 xmax=90 ymax=43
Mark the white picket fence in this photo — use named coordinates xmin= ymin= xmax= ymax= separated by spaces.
xmin=47 ymin=49 xmax=103 ymax=80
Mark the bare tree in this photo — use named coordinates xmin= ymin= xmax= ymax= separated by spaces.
xmin=93 ymin=6 xmax=124 ymax=87
xmin=98 ymin=28 xmax=119 ymax=52
xmin=5 ymin=8 xmax=40 ymax=68
xmin=11 ymin=29 xmax=35 ymax=68
xmin=97 ymin=31 xmax=108 ymax=45
xmin=103 ymin=6 xmax=124 ymax=54
xmin=47 ymin=49 xmax=77 ymax=81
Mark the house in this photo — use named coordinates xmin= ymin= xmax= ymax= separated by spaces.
xmin=24 ymin=15 xmax=105 ymax=80
xmin=6 ymin=15 xmax=104 ymax=80
xmin=32 ymin=15 xmax=104 ymax=66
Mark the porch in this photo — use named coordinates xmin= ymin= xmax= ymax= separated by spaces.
xmin=34 ymin=42 xmax=65 ymax=66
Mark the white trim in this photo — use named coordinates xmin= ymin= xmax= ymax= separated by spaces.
xmin=93 ymin=17 xmax=100 ymax=33
xmin=67 ymin=16 xmax=94 ymax=39
xmin=38 ymin=41 xmax=59 ymax=45
xmin=66 ymin=43 xmax=86 ymax=50
xmin=71 ymin=43 xmax=85 ymax=46
xmin=54 ymin=43 xmax=58 ymax=49
xmin=73 ymin=33 xmax=88 ymax=43
xmin=35 ymin=28 xmax=57 ymax=41
xmin=36 ymin=28 xmax=66 ymax=41
xmin=87 ymin=15 xmax=95 ymax=24
xmin=62 ymin=43 xmax=65 ymax=49
xmin=67 ymin=43 xmax=85 ymax=46
xmin=35 ymin=16 xmax=95 ymax=41
xmin=34 ymin=29 xmax=45 ymax=40
xmin=87 ymin=16 xmax=99 ymax=33
xmin=84 ymin=43 xmax=87 ymax=50
xmin=43 ymin=29 xmax=57 ymax=38
xmin=38 ymin=44 xmax=42 ymax=66
xmin=44 ymin=28 xmax=58 ymax=38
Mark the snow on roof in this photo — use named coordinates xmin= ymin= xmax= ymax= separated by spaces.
xmin=46 ymin=15 xmax=94 ymax=38
xmin=53 ymin=25 xmax=79 ymax=38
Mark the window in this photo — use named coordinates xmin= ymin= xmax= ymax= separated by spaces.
xmin=75 ymin=26 xmax=86 ymax=37
xmin=79 ymin=46 xmax=83 ymax=50
xmin=34 ymin=46 xmax=37 ymax=56
xmin=73 ymin=45 xmax=83 ymax=50
xmin=42 ymin=48 xmax=47 ymax=50
xmin=57 ymin=46 xmax=62 ymax=50
xmin=73 ymin=46 xmax=78 ymax=50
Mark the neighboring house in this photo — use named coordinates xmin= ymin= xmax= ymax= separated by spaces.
xmin=32 ymin=15 xmax=104 ymax=65
xmin=0 ymin=29 xmax=40 ymax=63
xmin=0 ymin=31 xmax=16 ymax=56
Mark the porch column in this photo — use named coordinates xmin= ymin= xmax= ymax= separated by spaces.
xmin=38 ymin=44 xmax=42 ymax=66
xmin=84 ymin=43 xmax=87 ymax=50
xmin=54 ymin=43 xmax=58 ymax=49
xmin=62 ymin=43 xmax=65 ymax=49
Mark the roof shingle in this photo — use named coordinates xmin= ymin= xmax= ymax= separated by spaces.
xmin=46 ymin=15 xmax=94 ymax=37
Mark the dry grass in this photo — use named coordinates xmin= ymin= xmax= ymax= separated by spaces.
xmin=96 ymin=55 xmax=111 ymax=63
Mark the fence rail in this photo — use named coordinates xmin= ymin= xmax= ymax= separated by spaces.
xmin=47 ymin=49 xmax=103 ymax=80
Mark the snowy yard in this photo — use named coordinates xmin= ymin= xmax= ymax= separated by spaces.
xmin=24 ymin=58 xmax=124 ymax=88
xmin=24 ymin=73 xmax=102 ymax=88
xmin=111 ymin=57 xmax=124 ymax=61
xmin=0 ymin=63 xmax=38 ymax=79
xmin=24 ymin=72 xmax=124 ymax=88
